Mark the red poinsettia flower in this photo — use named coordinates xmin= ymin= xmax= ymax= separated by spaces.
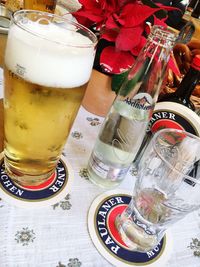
xmin=73 ymin=0 xmax=173 ymax=74
xmin=99 ymin=46 xmax=135 ymax=73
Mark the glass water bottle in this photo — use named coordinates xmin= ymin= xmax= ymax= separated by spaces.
xmin=87 ymin=26 xmax=176 ymax=189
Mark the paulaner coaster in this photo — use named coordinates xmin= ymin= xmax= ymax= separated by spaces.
xmin=88 ymin=190 xmax=173 ymax=267
xmin=0 ymin=155 xmax=74 ymax=208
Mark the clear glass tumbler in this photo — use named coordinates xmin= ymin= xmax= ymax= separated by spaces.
xmin=116 ymin=128 xmax=200 ymax=252
xmin=3 ymin=10 xmax=97 ymax=186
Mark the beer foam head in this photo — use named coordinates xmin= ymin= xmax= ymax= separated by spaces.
xmin=5 ymin=20 xmax=96 ymax=88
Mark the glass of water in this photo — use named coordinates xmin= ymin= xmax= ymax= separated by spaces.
xmin=116 ymin=128 xmax=200 ymax=252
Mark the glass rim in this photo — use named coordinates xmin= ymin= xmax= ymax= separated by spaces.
xmin=152 ymin=128 xmax=200 ymax=185
xmin=11 ymin=9 xmax=98 ymax=48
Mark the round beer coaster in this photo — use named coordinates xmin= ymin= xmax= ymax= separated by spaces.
xmin=88 ymin=190 xmax=173 ymax=267
xmin=0 ymin=155 xmax=74 ymax=208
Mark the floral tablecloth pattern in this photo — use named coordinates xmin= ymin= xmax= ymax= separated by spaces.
xmin=0 ymin=69 xmax=200 ymax=267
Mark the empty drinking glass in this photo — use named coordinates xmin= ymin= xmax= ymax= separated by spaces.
xmin=116 ymin=128 xmax=200 ymax=252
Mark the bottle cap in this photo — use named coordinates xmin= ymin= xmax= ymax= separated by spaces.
xmin=191 ymin=55 xmax=200 ymax=70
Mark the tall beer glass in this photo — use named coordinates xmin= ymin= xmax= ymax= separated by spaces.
xmin=4 ymin=10 xmax=97 ymax=186
xmin=24 ymin=0 xmax=57 ymax=13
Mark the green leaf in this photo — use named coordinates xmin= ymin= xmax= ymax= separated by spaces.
xmin=119 ymin=71 xmax=141 ymax=97
xmin=111 ymin=71 xmax=129 ymax=94
xmin=116 ymin=57 xmax=150 ymax=97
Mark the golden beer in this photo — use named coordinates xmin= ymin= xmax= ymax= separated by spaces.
xmin=24 ymin=0 xmax=57 ymax=13
xmin=4 ymin=10 xmax=96 ymax=186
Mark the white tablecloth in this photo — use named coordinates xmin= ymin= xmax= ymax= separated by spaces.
xmin=0 ymin=69 xmax=200 ymax=267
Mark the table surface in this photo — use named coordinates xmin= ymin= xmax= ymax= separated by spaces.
xmin=0 ymin=33 xmax=200 ymax=267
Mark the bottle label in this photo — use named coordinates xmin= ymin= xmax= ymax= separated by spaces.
xmin=89 ymin=153 xmax=129 ymax=181
xmin=124 ymin=93 xmax=153 ymax=111
xmin=191 ymin=61 xmax=200 ymax=71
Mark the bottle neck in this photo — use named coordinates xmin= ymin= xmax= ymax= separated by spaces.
xmin=119 ymin=27 xmax=176 ymax=99
xmin=192 ymin=0 xmax=200 ymax=18
xmin=188 ymin=0 xmax=198 ymax=8
xmin=174 ymin=66 xmax=200 ymax=100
